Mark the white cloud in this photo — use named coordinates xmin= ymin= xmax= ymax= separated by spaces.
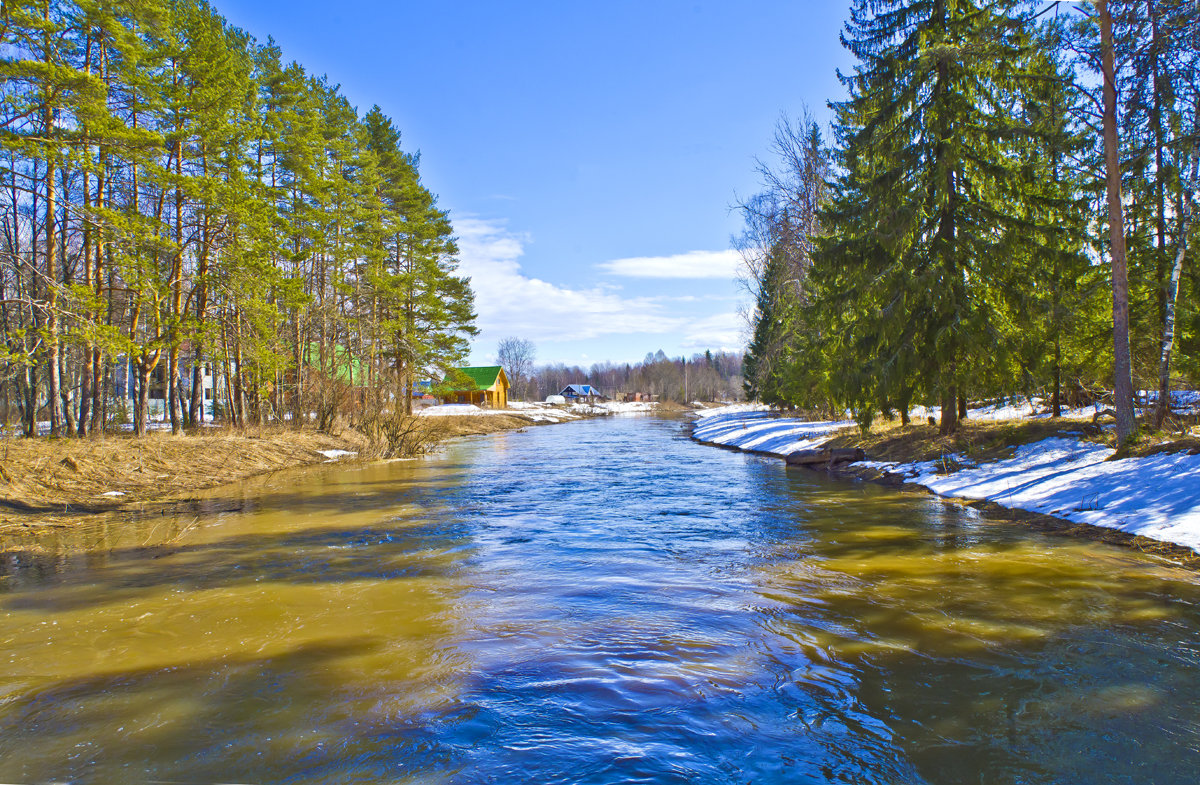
xmin=682 ymin=311 xmax=746 ymax=351
xmin=454 ymin=217 xmax=683 ymax=340
xmin=598 ymin=249 xmax=742 ymax=280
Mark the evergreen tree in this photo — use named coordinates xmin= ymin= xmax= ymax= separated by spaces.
xmin=1003 ymin=22 xmax=1103 ymax=417
xmin=820 ymin=0 xmax=1034 ymax=433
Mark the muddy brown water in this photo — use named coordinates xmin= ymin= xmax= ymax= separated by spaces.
xmin=1 ymin=416 xmax=1199 ymax=784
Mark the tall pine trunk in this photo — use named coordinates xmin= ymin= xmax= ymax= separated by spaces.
xmin=169 ymin=129 xmax=185 ymax=434
xmin=1099 ymin=0 xmax=1138 ymax=447
xmin=44 ymin=116 xmax=62 ymax=437
xmin=135 ymin=357 xmax=153 ymax=437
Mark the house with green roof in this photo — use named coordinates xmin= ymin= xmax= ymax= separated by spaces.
xmin=438 ymin=366 xmax=510 ymax=408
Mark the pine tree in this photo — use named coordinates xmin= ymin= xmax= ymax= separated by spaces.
xmin=742 ymin=239 xmax=797 ymax=405
xmin=820 ymin=0 xmax=1034 ymax=433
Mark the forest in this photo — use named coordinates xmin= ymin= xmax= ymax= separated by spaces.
xmin=0 ymin=0 xmax=477 ymax=438
xmin=741 ymin=0 xmax=1198 ymax=447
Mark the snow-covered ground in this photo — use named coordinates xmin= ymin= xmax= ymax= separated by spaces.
xmin=692 ymin=407 xmax=853 ymax=454
xmin=693 ymin=402 xmax=773 ymax=419
xmin=418 ymin=403 xmax=579 ymax=423
xmin=691 ymin=398 xmax=1200 ymax=555
xmin=418 ymin=400 xmax=658 ymax=423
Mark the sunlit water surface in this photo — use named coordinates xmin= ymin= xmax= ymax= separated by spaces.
xmin=2 ymin=416 xmax=1200 ymax=784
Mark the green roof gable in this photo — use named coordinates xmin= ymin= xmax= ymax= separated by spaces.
xmin=442 ymin=365 xmax=506 ymax=391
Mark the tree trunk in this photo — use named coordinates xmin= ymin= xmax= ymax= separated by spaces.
xmin=18 ymin=366 xmax=36 ymax=438
xmin=189 ymin=358 xmax=204 ymax=425
xmin=169 ymin=129 xmax=185 ymax=434
xmin=135 ymin=358 xmax=152 ymax=437
xmin=940 ymin=383 xmax=958 ymax=435
xmin=1099 ymin=0 xmax=1138 ymax=447
xmin=1052 ymin=338 xmax=1062 ymax=418
xmin=89 ymin=155 xmax=108 ymax=435
xmin=1154 ymin=142 xmax=1197 ymax=428
xmin=44 ymin=121 xmax=62 ymax=437
xmin=60 ymin=353 xmax=75 ymax=435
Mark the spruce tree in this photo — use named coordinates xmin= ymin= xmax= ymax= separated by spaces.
xmin=821 ymin=0 xmax=1034 ymax=433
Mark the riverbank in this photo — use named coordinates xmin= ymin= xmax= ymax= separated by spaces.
xmin=691 ymin=401 xmax=1200 ymax=565
xmin=1 ymin=404 xmax=635 ymax=531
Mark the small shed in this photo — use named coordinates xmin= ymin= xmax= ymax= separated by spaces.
xmin=440 ymin=366 xmax=510 ymax=408
xmin=560 ymin=384 xmax=605 ymax=404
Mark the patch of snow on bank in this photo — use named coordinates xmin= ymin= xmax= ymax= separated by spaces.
xmin=858 ymin=437 xmax=1200 ymax=553
xmin=1136 ymin=389 xmax=1200 ymax=415
xmin=521 ymin=409 xmax=579 ymax=423
xmin=575 ymin=401 xmax=658 ymax=415
xmin=318 ymin=449 xmax=357 ymax=460
xmin=418 ymin=404 xmax=491 ymax=417
xmin=693 ymin=403 xmax=773 ymax=419
xmin=969 ymin=398 xmax=1042 ymax=421
xmin=420 ymin=401 xmax=590 ymax=423
xmin=692 ymin=410 xmax=855 ymax=455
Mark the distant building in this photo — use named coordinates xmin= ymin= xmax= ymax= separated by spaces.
xmin=412 ymin=380 xmax=438 ymax=409
xmin=616 ymin=392 xmax=657 ymax=403
xmin=559 ymin=384 xmax=606 ymax=403
xmin=440 ymin=366 xmax=510 ymax=408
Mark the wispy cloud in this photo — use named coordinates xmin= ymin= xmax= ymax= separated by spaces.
xmin=599 ymin=249 xmax=742 ymax=280
xmin=455 ymin=217 xmax=683 ymax=340
xmin=682 ymin=311 xmax=746 ymax=351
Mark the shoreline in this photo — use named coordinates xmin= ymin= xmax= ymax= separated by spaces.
xmin=0 ymin=409 xmax=590 ymax=535
xmin=688 ymin=412 xmax=1200 ymax=570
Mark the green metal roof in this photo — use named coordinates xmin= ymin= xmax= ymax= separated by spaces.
xmin=443 ymin=366 xmax=504 ymax=390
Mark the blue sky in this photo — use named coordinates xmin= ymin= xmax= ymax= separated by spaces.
xmin=215 ymin=1 xmax=855 ymax=366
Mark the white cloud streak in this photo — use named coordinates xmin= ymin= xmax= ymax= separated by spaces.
xmin=598 ymin=249 xmax=742 ymax=279
xmin=682 ymin=311 xmax=746 ymax=351
xmin=455 ymin=217 xmax=683 ymax=340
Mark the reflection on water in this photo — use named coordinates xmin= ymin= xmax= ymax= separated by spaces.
xmin=1 ymin=418 xmax=1199 ymax=783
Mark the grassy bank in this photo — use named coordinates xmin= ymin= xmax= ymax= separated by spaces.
xmin=821 ymin=411 xmax=1200 ymax=464
xmin=0 ymin=412 xmax=552 ymax=532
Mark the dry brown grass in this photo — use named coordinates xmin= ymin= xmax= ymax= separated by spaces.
xmin=0 ymin=425 xmax=370 ymax=520
xmin=823 ymin=415 xmax=1103 ymax=466
xmin=0 ymin=411 xmax=556 ymax=532
xmin=428 ymin=413 xmax=543 ymax=438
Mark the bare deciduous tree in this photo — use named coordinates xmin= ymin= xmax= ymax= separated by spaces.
xmin=497 ymin=337 xmax=536 ymax=401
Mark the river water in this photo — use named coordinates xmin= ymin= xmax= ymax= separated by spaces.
xmin=2 ymin=416 xmax=1200 ymax=784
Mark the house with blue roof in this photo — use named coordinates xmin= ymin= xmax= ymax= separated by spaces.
xmin=559 ymin=384 xmax=606 ymax=403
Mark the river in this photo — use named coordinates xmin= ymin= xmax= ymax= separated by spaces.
xmin=2 ymin=415 xmax=1199 ymax=784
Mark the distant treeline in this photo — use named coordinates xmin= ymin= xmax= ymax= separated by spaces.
xmin=528 ymin=350 xmax=743 ymax=403
xmin=1 ymin=0 xmax=476 ymax=437
xmin=741 ymin=0 xmax=1197 ymax=445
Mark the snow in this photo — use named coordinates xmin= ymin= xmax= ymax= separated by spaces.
xmin=691 ymin=400 xmax=1200 ymax=555
xmin=692 ymin=402 xmax=774 ymax=419
xmin=891 ymin=438 xmax=1200 ymax=553
xmin=418 ymin=402 xmax=579 ymax=422
xmin=419 ymin=404 xmax=491 ymax=417
xmin=416 ymin=400 xmax=655 ymax=423
xmin=317 ymin=449 xmax=357 ymax=460
xmin=99 ymin=491 xmax=126 ymax=497
xmin=571 ymin=401 xmax=658 ymax=415
xmin=692 ymin=410 xmax=855 ymax=455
